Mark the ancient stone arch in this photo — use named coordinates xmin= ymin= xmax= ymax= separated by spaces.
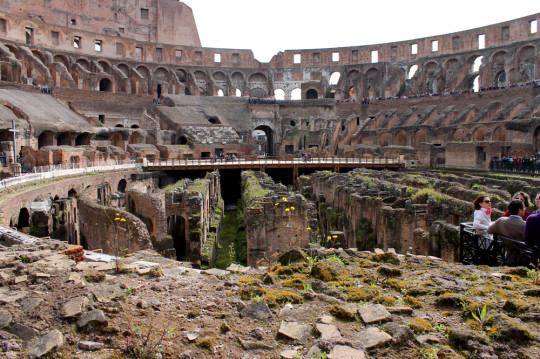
xmin=492 ymin=126 xmax=506 ymax=141
xmin=473 ymin=127 xmax=486 ymax=141
xmin=194 ymin=70 xmax=209 ymax=95
xmin=395 ymin=130 xmax=408 ymax=146
xmin=38 ymin=130 xmax=54 ymax=148
xmin=378 ymin=132 xmax=389 ymax=147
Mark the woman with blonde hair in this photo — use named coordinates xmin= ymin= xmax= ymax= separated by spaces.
xmin=472 ymin=195 xmax=492 ymax=237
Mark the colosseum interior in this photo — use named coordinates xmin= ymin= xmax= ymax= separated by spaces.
xmin=0 ymin=1 xmax=539 ymax=358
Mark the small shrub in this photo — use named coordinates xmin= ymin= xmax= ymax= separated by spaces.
xmin=196 ymin=336 xmax=216 ymax=352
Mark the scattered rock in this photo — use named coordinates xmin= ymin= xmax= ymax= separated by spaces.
xmin=28 ymin=329 xmax=64 ymax=358
xmin=356 ymin=327 xmax=392 ymax=349
xmin=19 ymin=297 xmax=44 ymax=314
xmin=280 ymin=349 xmax=298 ymax=358
xmin=358 ymin=304 xmax=392 ymax=324
xmin=0 ymin=309 xmax=12 ymax=329
xmin=383 ymin=322 xmax=414 ymax=345
xmin=315 ymin=323 xmax=341 ymax=340
xmin=277 ymin=248 xmax=307 ymax=265
xmin=77 ymin=309 xmax=108 ymax=331
xmin=240 ymin=300 xmax=272 ymax=320
xmin=62 ymin=297 xmax=89 ymax=318
xmin=78 ymin=340 xmax=104 ymax=351
xmin=328 ymin=345 xmax=365 ymax=359
xmin=278 ymin=321 xmax=312 ymax=342
xmin=8 ymin=323 xmax=39 ymax=340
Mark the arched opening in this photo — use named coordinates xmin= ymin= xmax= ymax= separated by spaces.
xmin=492 ymin=126 xmax=505 ymax=142
xmin=408 ymin=65 xmax=418 ymax=79
xmin=111 ymin=132 xmax=123 ymax=147
xmin=395 ymin=131 xmax=407 ymax=146
xmin=274 ymin=89 xmax=285 ymax=100
xmin=75 ymin=132 xmax=91 ymax=146
xmin=249 ymin=87 xmax=266 ymax=98
xmin=253 ymin=125 xmax=273 ymax=156
xmin=306 ymin=89 xmax=318 ymax=99
xmin=379 ymin=133 xmax=389 ymax=147
xmin=17 ymin=207 xmax=30 ymax=231
xmin=99 ymin=78 xmax=112 ymax=92
xmin=496 ymin=71 xmax=506 ymax=87
xmin=178 ymin=135 xmax=188 ymax=145
xmin=291 ymin=88 xmax=301 ymax=100
xmin=38 ymin=131 xmax=54 ymax=148
xmin=57 ymin=132 xmax=71 ymax=146
xmin=131 ymin=125 xmax=140 ymax=129
xmin=472 ymin=75 xmax=480 ymax=92
xmin=208 ymin=117 xmax=220 ymax=124
xmin=235 ymin=88 xmax=242 ymax=97
xmin=217 ymin=89 xmax=224 ymax=97
xmin=115 ymin=124 xmax=124 ymax=128
xmin=474 ymin=128 xmax=486 ymax=141
xmin=129 ymin=132 xmax=143 ymax=144
xmin=414 ymin=129 xmax=426 ymax=147
xmin=329 ymin=72 xmax=341 ymax=85
xmin=157 ymin=84 xmax=162 ymax=98
xmin=68 ymin=189 xmax=77 ymax=197
xmin=168 ymin=215 xmax=186 ymax=261
xmin=118 ymin=179 xmax=127 ymax=193
xmin=472 ymin=56 xmax=483 ymax=72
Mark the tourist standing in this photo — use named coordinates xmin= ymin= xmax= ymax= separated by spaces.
xmin=472 ymin=195 xmax=492 ymax=237
xmin=531 ymin=193 xmax=540 ymax=214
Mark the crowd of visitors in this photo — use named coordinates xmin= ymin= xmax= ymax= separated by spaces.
xmin=490 ymin=153 xmax=540 ymax=173
xmin=472 ymin=191 xmax=540 ymax=263
xmin=210 ymin=153 xmax=238 ymax=162
xmin=248 ymin=97 xmax=276 ymax=105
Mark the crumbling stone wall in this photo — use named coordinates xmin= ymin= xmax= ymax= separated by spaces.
xmin=77 ymin=193 xmax=152 ymax=254
xmin=242 ymin=171 xmax=317 ymax=266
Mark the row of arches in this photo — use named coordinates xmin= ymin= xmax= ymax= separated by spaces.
xmin=1 ymin=41 xmax=537 ymax=101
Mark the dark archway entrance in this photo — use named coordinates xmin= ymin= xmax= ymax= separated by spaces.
xmin=306 ymin=89 xmax=318 ymax=99
xmin=38 ymin=131 xmax=54 ymax=148
xmin=253 ymin=125 xmax=273 ymax=156
xmin=99 ymin=78 xmax=112 ymax=92
xmin=17 ymin=207 xmax=30 ymax=230
xmin=157 ymin=84 xmax=162 ymax=99
xmin=118 ymin=179 xmax=127 ymax=193
xmin=168 ymin=215 xmax=186 ymax=261
xmin=75 ymin=132 xmax=91 ymax=146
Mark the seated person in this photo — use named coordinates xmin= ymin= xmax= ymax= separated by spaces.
xmin=524 ymin=211 xmax=540 ymax=248
xmin=472 ymin=195 xmax=492 ymax=237
xmin=503 ymin=192 xmax=531 ymax=220
xmin=488 ymin=199 xmax=526 ymax=241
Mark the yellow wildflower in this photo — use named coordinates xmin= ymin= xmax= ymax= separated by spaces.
xmin=285 ymin=208 xmax=290 ymax=212
xmin=290 ymin=206 xmax=295 ymax=210
xmin=307 ymin=227 xmax=311 ymax=230
xmin=282 ymin=197 xmax=287 ymax=201
xmin=121 ymin=218 xmax=126 ymax=222
xmin=332 ymin=235 xmax=338 ymax=238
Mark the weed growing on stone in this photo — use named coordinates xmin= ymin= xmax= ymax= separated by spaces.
xmin=471 ymin=304 xmax=493 ymax=330
xmin=121 ymin=305 xmax=179 ymax=359
xmin=526 ymin=260 xmax=540 ymax=285
xmin=106 ymin=211 xmax=131 ymax=274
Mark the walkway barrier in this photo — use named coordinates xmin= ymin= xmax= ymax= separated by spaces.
xmin=460 ymin=222 xmax=538 ymax=267
xmin=0 ymin=161 xmax=138 ymax=190
xmin=144 ymin=156 xmax=403 ymax=168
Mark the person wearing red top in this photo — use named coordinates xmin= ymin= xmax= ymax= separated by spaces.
xmin=503 ymin=192 xmax=531 ymax=221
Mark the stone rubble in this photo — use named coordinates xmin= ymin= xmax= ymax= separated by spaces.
xmin=0 ymin=239 xmax=538 ymax=358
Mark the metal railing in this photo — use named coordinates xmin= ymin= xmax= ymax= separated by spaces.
xmin=0 ymin=160 xmax=138 ymax=190
xmin=460 ymin=222 xmax=538 ymax=267
xmin=145 ymin=156 xmax=403 ymax=168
